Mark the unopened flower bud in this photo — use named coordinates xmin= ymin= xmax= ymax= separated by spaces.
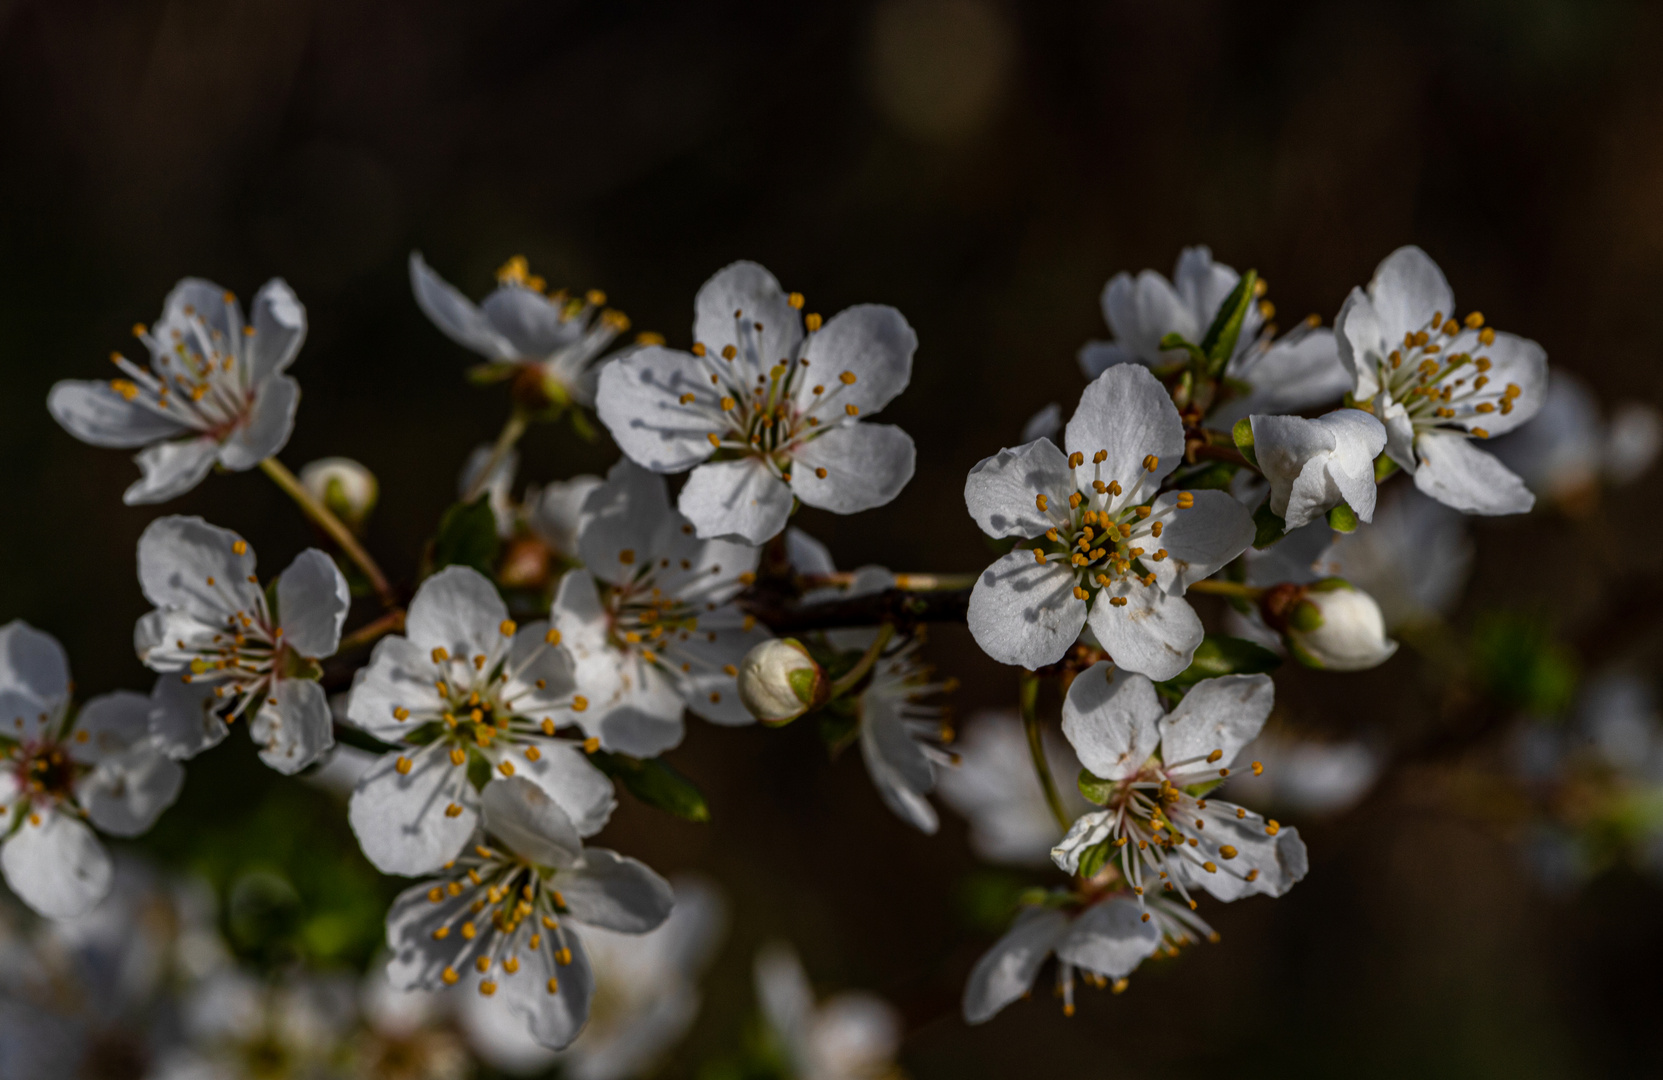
xmin=299 ymin=457 xmax=378 ymax=530
xmin=1281 ymin=579 xmax=1398 ymax=671
xmin=737 ymin=639 xmax=828 ymax=725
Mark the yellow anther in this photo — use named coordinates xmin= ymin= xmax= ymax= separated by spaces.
xmin=1107 ymin=481 xmax=1122 ymax=496
xmin=499 ymin=619 xmax=517 ymax=637
xmin=479 ymin=980 xmax=497 ymax=996
xmin=572 ymin=696 xmax=589 ymax=712
xmin=1093 ymin=450 xmax=1108 ymax=464
xmin=546 ymin=977 xmax=560 ymax=994
xmin=721 ymin=395 xmax=736 ymax=410
xmin=432 ymin=647 xmax=449 ymax=663
xmin=845 ymin=404 xmax=859 ymax=416
xmin=449 ymin=747 xmax=466 ymax=766
xmin=1203 ymin=861 xmax=1218 ymax=873
xmin=721 ymin=344 xmax=737 ymax=360
xmin=679 ymin=392 xmax=696 ymax=405
xmin=1479 ymin=327 xmax=1496 ymax=346
xmin=231 ymin=540 xmax=248 ymax=556
xmin=1219 ymin=845 xmax=1238 ymax=860
xmin=1068 ymin=452 xmax=1085 ymax=468
xmin=475 ymin=956 xmax=491 ymax=973
xmin=1472 ymin=427 xmax=1490 ymax=438
xmin=1265 ymin=819 xmax=1280 ymax=835
xmin=1035 ymin=493 xmax=1048 ymax=512
xmin=557 ymin=947 xmax=572 ymax=965
xmin=1251 ymin=761 xmax=1263 ymax=776
xmin=442 ymin=966 xmax=459 ymax=985
xmin=1504 ymin=383 xmax=1522 ymax=399
xmin=582 ymin=736 xmax=600 ymax=753
xmin=1175 ymin=492 xmax=1194 ymax=509
xmin=1206 ymin=749 xmax=1223 ymax=763
xmin=445 ymin=803 xmax=463 ymax=817
xmin=619 ymin=549 xmax=636 ymax=565
xmin=1142 ymin=454 xmax=1159 ymax=472
xmin=805 ymin=313 xmax=823 ymax=331
xmin=395 ymin=756 xmax=413 ymax=775
xmin=839 ymin=371 xmax=857 ymax=385
xmin=1109 ymin=596 xmax=1128 ymax=607
xmin=460 ymin=921 xmax=476 ymax=940
xmin=1068 ymin=492 xmax=1083 ymax=509
xmin=498 ymin=760 xmax=515 ymax=777
xmin=544 ymin=628 xmax=562 ymax=646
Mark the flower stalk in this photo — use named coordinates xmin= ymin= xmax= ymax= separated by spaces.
xmin=1020 ymin=670 xmax=1071 ymax=834
xmin=829 ymin=622 xmax=897 ymax=699
xmin=462 ymin=407 xmax=531 ymax=504
xmin=260 ymin=457 xmax=398 ymax=609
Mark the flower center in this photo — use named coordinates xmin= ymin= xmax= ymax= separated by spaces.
xmin=111 ymin=295 xmax=258 ymax=435
xmin=425 ymin=845 xmax=578 ymax=999
xmin=1375 ymin=309 xmax=1519 ymax=440
xmin=9 ymin=738 xmax=84 ymax=811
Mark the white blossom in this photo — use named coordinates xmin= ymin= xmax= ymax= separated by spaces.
xmin=737 ymin=639 xmax=828 ymax=725
xmin=964 ymin=364 xmax=1255 ymax=678
xmin=134 ymin=516 xmax=349 ymax=775
xmin=754 ymin=942 xmax=900 ymax=1080
xmin=48 ymin=278 xmax=306 ymax=505
xmin=0 ymin=622 xmax=185 ymax=918
xmin=384 ymin=778 xmax=673 ymax=1051
xmin=528 ymin=475 xmax=605 ymax=559
xmin=856 ymin=635 xmax=958 ymax=835
xmin=936 ymin=711 xmax=1089 ymax=867
xmin=1280 ymin=580 xmax=1398 ymax=671
xmin=595 ymin=261 xmax=917 ymax=544
xmin=411 ymin=253 xmax=633 ymax=408
xmin=1079 ymin=246 xmax=1350 ymax=426
xmin=459 ymin=443 xmax=521 ymax=538
xmin=1050 ymin=663 xmax=1307 ymax=905
xmin=962 ymin=895 xmax=1213 ymax=1023
xmin=346 ymin=565 xmax=615 ymax=876
xmin=551 ymin=460 xmax=770 ymax=758
xmin=1335 ymin=246 xmax=1548 ymax=515
xmin=1251 ymin=408 xmax=1386 ymax=529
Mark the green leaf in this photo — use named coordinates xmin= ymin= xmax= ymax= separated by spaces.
xmin=1157 ymin=332 xmax=1207 ymax=364
xmin=1252 ymin=501 xmax=1286 ymax=549
xmin=1078 ymin=768 xmax=1115 ymax=805
xmin=588 ymin=750 xmax=711 ymax=822
xmin=1159 ymin=634 xmax=1282 ymax=691
xmin=1374 ymin=453 xmax=1400 ymax=483
xmin=1327 ymin=502 xmax=1360 ymax=533
xmin=1076 ymin=839 xmax=1113 ymax=880
xmin=1199 ymin=269 xmax=1258 ymax=375
xmin=432 ymin=495 xmax=500 ymax=577
xmin=466 ymin=746 xmax=493 ymax=791
xmin=1231 ymin=416 xmax=1259 ymax=467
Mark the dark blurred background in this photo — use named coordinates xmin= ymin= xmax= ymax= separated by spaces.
xmin=4 ymin=0 xmax=1663 ymax=1076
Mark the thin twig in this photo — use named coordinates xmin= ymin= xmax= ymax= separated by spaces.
xmin=830 ymin=623 xmax=896 ymax=698
xmin=463 ymin=408 xmax=530 ymax=504
xmin=741 ymin=585 xmax=972 ymax=633
xmin=1021 ymin=671 xmax=1072 ymax=833
xmin=337 ymin=608 xmax=406 ymax=655
xmin=260 ymin=458 xmax=398 ymax=609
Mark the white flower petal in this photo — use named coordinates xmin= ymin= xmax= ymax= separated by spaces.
xmin=137 ymin=516 xmax=263 ymax=622
xmin=962 ymin=906 xmax=1070 ymax=1025
xmin=1334 ymin=288 xmax=1385 ymax=399
xmin=790 ymin=423 xmax=915 ymax=517
xmin=967 ymin=550 xmax=1087 ymax=669
xmin=1060 ymin=662 xmax=1162 ymax=781
xmin=481 ymin=777 xmax=582 ymax=869
xmin=217 ymin=374 xmax=299 ymax=470
xmin=345 ymin=635 xmax=444 ymax=739
xmin=1172 ymin=246 xmax=1244 ymax=330
xmin=795 ymin=304 xmax=915 ymax=417
xmin=677 ymin=458 xmax=794 ymax=544
xmin=66 ymin=688 xmax=150 ymax=765
xmin=1144 ymin=489 xmax=1256 ymax=592
xmin=529 ymin=475 xmax=603 ymax=556
xmin=1087 ymin=580 xmax=1203 ymax=683
xmin=1102 ymin=270 xmax=1197 ymax=363
xmin=123 ymin=437 xmax=220 ymax=505
xmin=1449 ymin=329 xmax=1549 ymax=437
xmin=1 ymin=810 xmax=112 ymax=919
xmin=0 ymin=619 xmax=70 ymax=721
xmin=509 ymin=739 xmax=616 ymax=839
xmin=1365 ymin=246 xmax=1453 ymax=345
xmin=147 ymin=674 xmax=229 ymax=760
xmin=1174 ymin=813 xmax=1308 ymax=901
xmin=1020 ymin=402 xmax=1063 ymax=444
xmin=160 ymin=278 xmax=241 ymax=341
xmin=784 ymin=526 xmax=837 ymax=576
xmin=1158 ymin=674 xmax=1275 ymax=769
xmin=1215 ymin=327 xmax=1349 ymax=426
xmin=408 ymin=253 xmax=518 ymax=361
xmin=501 ymin=931 xmax=595 ymax=1051
xmin=1050 ymin=808 xmax=1116 ymax=873
xmin=48 ymin=380 xmax=189 ymax=448
xmin=595 ymin=347 xmax=721 ymax=474
xmin=404 ymin=565 xmax=509 ymax=661
xmin=668 ymin=616 xmax=769 ymax=727
xmin=1412 ymin=430 xmax=1535 ymax=515
xmin=78 ymin=737 xmax=185 ymax=837
xmin=1065 ymin=364 xmax=1186 ymax=506
xmin=500 ymin=620 xmax=579 ymax=715
xmin=576 ymin=459 xmax=677 ymax=585
xmin=1077 ymin=340 xmax=1138 ymax=379
xmin=963 ymin=438 xmax=1072 ymax=540
xmin=557 ymin=849 xmax=675 ymax=933
xmin=276 ymin=549 xmax=350 ymax=658
xmin=1056 ymin=896 xmax=1161 ymax=979
xmin=1252 ymin=409 xmax=1385 ymax=530
xmin=247 ymin=278 xmax=308 ymax=382
xmin=350 ymin=748 xmax=477 ymax=875
xmin=551 ymin=572 xmax=682 ymax=757
xmin=250 ymin=678 xmax=335 ymax=776
xmin=692 ymin=261 xmax=802 ymax=372
xmin=481 ymin=286 xmax=581 ymax=358
xmin=859 ymin=688 xmax=938 ymax=834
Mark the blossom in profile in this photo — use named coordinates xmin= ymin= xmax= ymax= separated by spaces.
xmin=754 ymin=942 xmax=901 ymax=1080
xmin=346 ymin=565 xmax=615 ymax=876
xmin=48 ymin=277 xmax=307 ymax=504
xmin=596 ymin=261 xmax=917 ymax=544
xmin=552 ymin=460 xmax=769 ymax=758
xmin=0 ymin=622 xmax=186 ymax=918
xmin=411 ymin=253 xmax=633 ymax=409
xmin=1336 ymin=246 xmax=1548 ymax=515
xmin=964 ymin=364 xmax=1255 ymax=678
xmin=384 ymin=778 xmax=674 ymax=1051
xmin=135 ymin=515 xmax=350 ymax=775
xmin=936 ymin=711 xmax=1089 ymax=867
xmin=963 ymin=894 xmax=1216 ymax=1023
xmin=1050 ymin=662 xmax=1307 ymax=904
xmin=1251 ymin=408 xmax=1387 ymax=529
xmin=1079 ymin=246 xmax=1350 ymax=426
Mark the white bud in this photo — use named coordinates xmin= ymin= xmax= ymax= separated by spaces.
xmin=1286 ymin=580 xmax=1398 ymax=671
xmin=737 ymin=639 xmax=827 ymax=725
xmin=299 ymin=457 xmax=379 ymax=528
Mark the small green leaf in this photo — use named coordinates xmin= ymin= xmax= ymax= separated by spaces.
xmin=1157 ymin=332 xmax=1207 ymax=364
xmin=1076 ymin=839 xmax=1112 ymax=880
xmin=1078 ymin=768 xmax=1116 ymax=805
xmin=1231 ymin=416 xmax=1259 ymax=467
xmin=1327 ymin=503 xmax=1360 ymax=533
xmin=1160 ymin=634 xmax=1282 ymax=690
xmin=1199 ymin=269 xmax=1258 ymax=375
xmin=588 ymin=750 xmax=711 ymax=822
xmin=1252 ymin=501 xmax=1286 ymax=549
xmin=466 ymin=747 xmax=493 ymax=791
xmin=1374 ymin=453 xmax=1399 ymax=483
xmin=432 ymin=495 xmax=501 ymax=577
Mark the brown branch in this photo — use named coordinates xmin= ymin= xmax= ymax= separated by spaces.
xmin=740 ymin=585 xmax=972 ymax=633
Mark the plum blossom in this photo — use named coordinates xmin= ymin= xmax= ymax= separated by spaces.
xmin=346 ymin=565 xmax=615 ymax=876
xmin=936 ymin=711 xmax=1089 ymax=867
xmin=964 ymin=364 xmax=1255 ymax=678
xmin=1276 ymin=580 xmax=1398 ymax=671
xmin=962 ymin=894 xmax=1215 ymax=1023
xmin=384 ymin=778 xmax=673 ymax=1051
xmin=1336 ymin=246 xmax=1548 ymax=515
xmin=48 ymin=277 xmax=306 ymax=505
xmin=1251 ymin=408 xmax=1387 ymax=529
xmin=0 ymin=622 xmax=185 ymax=918
xmin=1079 ymin=246 xmax=1350 ymax=427
xmin=1050 ymin=663 xmax=1308 ymax=906
xmin=134 ymin=516 xmax=349 ymax=775
xmin=411 ymin=253 xmax=634 ymax=409
xmin=551 ymin=460 xmax=769 ymax=758
xmin=596 ymin=261 xmax=917 ymax=544
xmin=754 ymin=942 xmax=900 ymax=1080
